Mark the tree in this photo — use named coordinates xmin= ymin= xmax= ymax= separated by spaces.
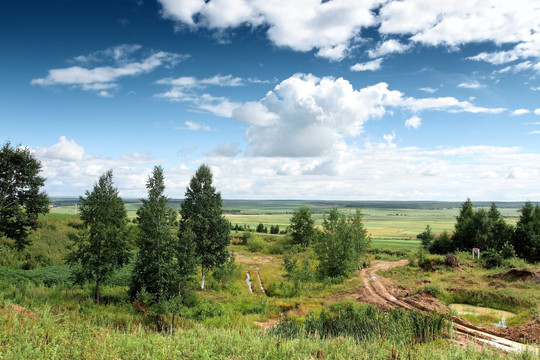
xmin=130 ymin=166 xmax=187 ymax=302
xmin=179 ymin=165 xmax=230 ymax=290
xmin=429 ymin=230 xmax=454 ymax=255
xmin=350 ymin=209 xmax=370 ymax=269
xmin=0 ymin=142 xmax=49 ymax=250
xmin=512 ymin=201 xmax=540 ymax=263
xmin=67 ymin=170 xmax=130 ymax=304
xmin=452 ymin=198 xmax=475 ymax=250
xmin=290 ymin=205 xmax=315 ymax=247
xmin=417 ymin=225 xmax=434 ymax=250
xmin=315 ymin=208 xmax=368 ymax=279
xmin=256 ymin=223 xmax=266 ymax=233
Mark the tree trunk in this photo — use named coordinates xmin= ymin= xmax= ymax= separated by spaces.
xmin=201 ymin=267 xmax=205 ymax=290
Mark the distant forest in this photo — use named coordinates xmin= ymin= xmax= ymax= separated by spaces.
xmin=50 ymin=198 xmax=537 ymax=213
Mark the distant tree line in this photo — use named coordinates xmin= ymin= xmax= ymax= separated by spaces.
xmin=419 ymin=199 xmax=540 ymax=263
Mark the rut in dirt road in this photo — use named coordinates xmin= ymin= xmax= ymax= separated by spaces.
xmin=360 ymin=260 xmax=538 ymax=354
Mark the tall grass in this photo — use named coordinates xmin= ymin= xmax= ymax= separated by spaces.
xmin=273 ymin=302 xmax=451 ymax=345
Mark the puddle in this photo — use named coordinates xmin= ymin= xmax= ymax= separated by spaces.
xmin=449 ymin=304 xmax=516 ymax=328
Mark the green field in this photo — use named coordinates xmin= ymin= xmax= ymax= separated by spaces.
xmin=49 ymin=199 xmax=523 ymax=251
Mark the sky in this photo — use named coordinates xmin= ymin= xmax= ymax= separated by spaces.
xmin=1 ymin=0 xmax=540 ymax=201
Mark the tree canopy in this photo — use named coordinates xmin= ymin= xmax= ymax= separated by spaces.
xmin=179 ymin=164 xmax=230 ymax=290
xmin=290 ymin=205 xmax=315 ymax=247
xmin=0 ymin=142 xmax=49 ymax=250
xmin=67 ymin=170 xmax=130 ymax=303
xmin=130 ymin=166 xmax=186 ymax=302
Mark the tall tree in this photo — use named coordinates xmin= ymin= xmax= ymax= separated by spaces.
xmin=180 ymin=165 xmax=230 ymax=290
xmin=512 ymin=201 xmax=540 ymax=263
xmin=290 ymin=205 xmax=316 ymax=247
xmin=67 ymin=170 xmax=130 ymax=304
xmin=452 ymin=198 xmax=474 ymax=251
xmin=0 ymin=142 xmax=49 ymax=250
xmin=130 ymin=166 xmax=182 ymax=302
xmin=350 ymin=209 xmax=370 ymax=269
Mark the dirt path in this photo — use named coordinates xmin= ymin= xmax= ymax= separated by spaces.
xmin=359 ymin=260 xmax=538 ymax=354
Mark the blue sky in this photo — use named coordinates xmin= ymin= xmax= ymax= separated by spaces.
xmin=2 ymin=0 xmax=540 ymax=200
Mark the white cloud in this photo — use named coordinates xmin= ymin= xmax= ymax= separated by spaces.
xmin=350 ymin=58 xmax=383 ymax=71
xmin=419 ymin=87 xmax=437 ymax=93
xmin=534 ymin=108 xmax=540 ymax=115
xmin=528 ymin=130 xmax=540 ymax=135
xmin=158 ymin=0 xmax=380 ymax=60
xmin=35 ymin=136 xmax=85 ymax=161
xmin=178 ymin=121 xmax=216 ymax=131
xmin=36 ymin=137 xmax=540 ymax=201
xmin=368 ymin=39 xmax=412 ymax=58
xmin=511 ymin=109 xmax=530 ymax=116
xmin=405 ymin=115 xmax=421 ymax=129
xmin=32 ymin=45 xmax=186 ymax=96
xmin=232 ymin=73 xmax=504 ymax=157
xmin=457 ymin=81 xmax=485 ymax=89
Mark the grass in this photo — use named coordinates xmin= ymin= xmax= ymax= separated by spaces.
xmin=1 ymin=205 xmax=538 ymax=359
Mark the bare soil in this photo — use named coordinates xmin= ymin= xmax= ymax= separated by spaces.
xmin=492 ymin=269 xmax=540 ymax=284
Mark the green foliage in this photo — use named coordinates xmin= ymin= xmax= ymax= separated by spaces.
xmin=241 ymin=230 xmax=251 ymax=245
xmin=417 ymin=225 xmax=434 ymax=250
xmin=315 ymin=208 xmax=369 ymax=279
xmin=0 ymin=142 xmax=49 ymax=250
xmin=512 ymin=201 xmax=540 ymax=263
xmin=66 ymin=170 xmax=130 ymax=303
xmin=130 ymin=166 xmax=185 ymax=302
xmin=256 ymin=222 xmax=266 ymax=233
xmin=179 ymin=164 xmax=230 ymax=290
xmin=481 ymin=248 xmax=503 ymax=269
xmin=429 ymin=230 xmax=454 ymax=255
xmin=246 ymin=237 xmax=267 ymax=253
xmin=289 ymin=205 xmax=315 ymax=247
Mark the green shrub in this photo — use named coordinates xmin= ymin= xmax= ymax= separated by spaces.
xmin=247 ymin=238 xmax=267 ymax=253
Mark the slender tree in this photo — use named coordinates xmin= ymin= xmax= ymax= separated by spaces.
xmin=350 ymin=209 xmax=370 ymax=269
xmin=180 ymin=165 xmax=230 ymax=290
xmin=130 ymin=166 xmax=182 ymax=302
xmin=290 ymin=205 xmax=315 ymax=247
xmin=417 ymin=225 xmax=434 ymax=250
xmin=0 ymin=142 xmax=49 ymax=250
xmin=67 ymin=170 xmax=130 ymax=304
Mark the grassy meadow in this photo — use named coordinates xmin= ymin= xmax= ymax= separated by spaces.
xmin=1 ymin=200 xmax=538 ymax=359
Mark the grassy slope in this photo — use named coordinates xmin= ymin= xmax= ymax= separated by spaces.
xmin=1 ymin=204 xmax=538 ymax=359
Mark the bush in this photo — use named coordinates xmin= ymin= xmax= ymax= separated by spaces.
xmin=482 ymin=248 xmax=503 ymax=269
xmin=247 ymin=238 xmax=267 ymax=253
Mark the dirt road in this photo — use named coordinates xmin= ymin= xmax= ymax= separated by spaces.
xmin=359 ymin=260 xmax=538 ymax=354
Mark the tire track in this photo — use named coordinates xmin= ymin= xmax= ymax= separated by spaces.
xmin=360 ymin=261 xmax=538 ymax=354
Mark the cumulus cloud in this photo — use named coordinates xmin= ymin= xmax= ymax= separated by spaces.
xmin=368 ymin=39 xmax=412 ymax=58
xmin=154 ymin=0 xmax=540 ymax=75
xmin=32 ymin=45 xmax=186 ymax=96
xmin=158 ymin=0 xmax=380 ymax=60
xmin=350 ymin=58 xmax=383 ymax=71
xmin=35 ymin=136 xmax=85 ymax=161
xmin=511 ymin=109 xmax=530 ymax=116
xmin=232 ymin=73 xmax=504 ymax=157
xmin=535 ymin=109 xmax=540 ymax=115
xmin=405 ymin=115 xmax=421 ymax=129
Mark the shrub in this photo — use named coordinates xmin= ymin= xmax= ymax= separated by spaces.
xmin=482 ymin=248 xmax=503 ymax=269
xmin=247 ymin=238 xmax=267 ymax=253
